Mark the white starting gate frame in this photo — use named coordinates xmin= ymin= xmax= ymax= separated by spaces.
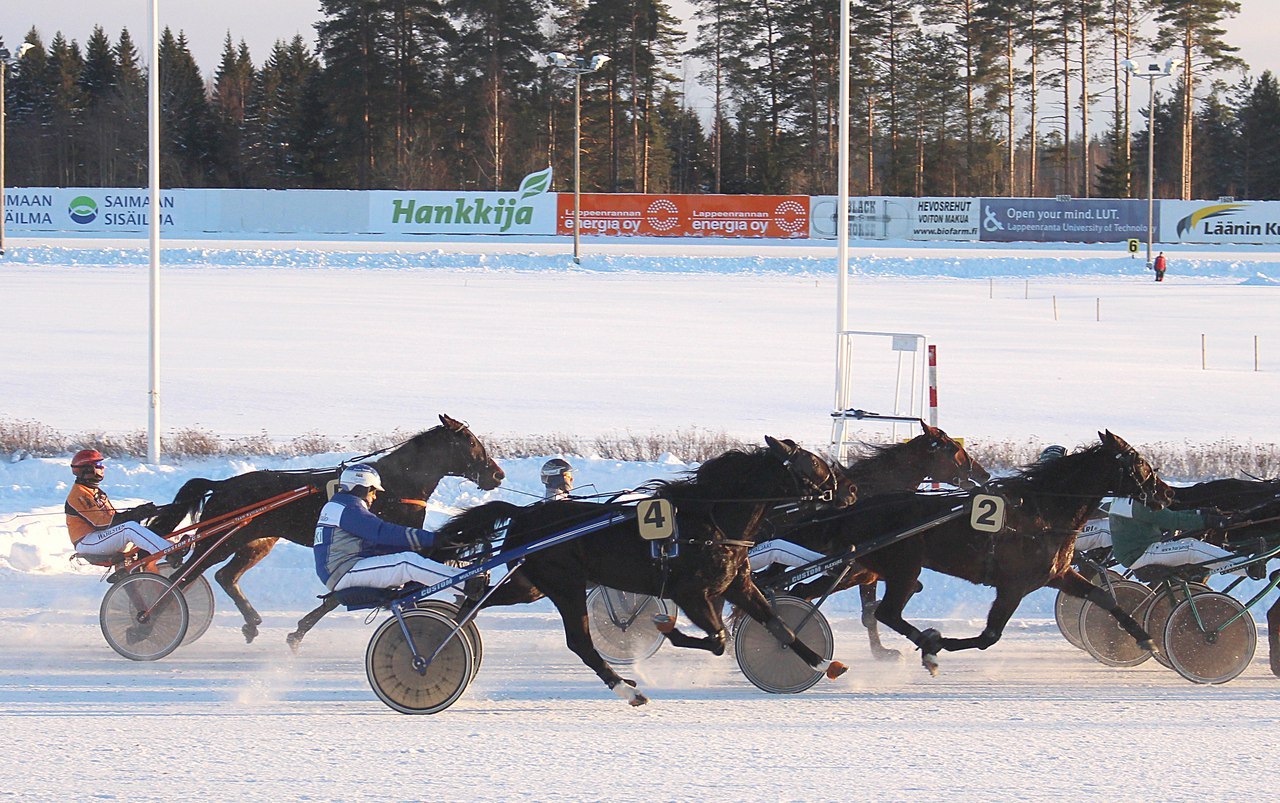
xmin=831 ymin=330 xmax=938 ymax=464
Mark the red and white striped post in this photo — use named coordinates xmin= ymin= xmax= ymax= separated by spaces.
xmin=927 ymin=344 xmax=939 ymax=428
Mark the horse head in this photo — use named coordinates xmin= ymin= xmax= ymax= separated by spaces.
xmin=437 ymin=414 xmax=506 ymax=491
xmin=1098 ymin=430 xmax=1173 ymax=510
xmin=919 ymin=423 xmax=991 ymax=489
xmin=764 ymin=436 xmax=858 ymax=508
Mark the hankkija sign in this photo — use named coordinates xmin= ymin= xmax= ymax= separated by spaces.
xmin=369 ymin=168 xmax=557 ymax=235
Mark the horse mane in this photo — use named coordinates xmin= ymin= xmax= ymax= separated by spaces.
xmin=436 ymin=499 xmax=522 ymax=548
xmin=988 ymin=443 xmax=1109 ymax=496
xmin=640 ymin=447 xmax=781 ymax=501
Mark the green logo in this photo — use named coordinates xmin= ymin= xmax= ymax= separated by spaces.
xmin=69 ymin=195 xmax=98 ymax=224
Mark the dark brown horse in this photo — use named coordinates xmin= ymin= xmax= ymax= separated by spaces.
xmin=781 ymin=423 xmax=990 ymax=659
xmin=815 ymin=431 xmax=1173 ymax=674
xmin=151 ymin=414 xmax=505 ymax=644
xmin=440 ymin=437 xmax=858 ymax=705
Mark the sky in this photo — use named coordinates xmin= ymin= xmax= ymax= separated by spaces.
xmin=5 ymin=0 xmax=1276 ymax=94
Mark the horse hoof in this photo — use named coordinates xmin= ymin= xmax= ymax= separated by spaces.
xmin=823 ymin=660 xmax=848 ymax=680
xmin=612 ymin=681 xmax=647 ymax=706
xmin=1139 ymin=639 xmax=1157 ymax=654
xmin=923 ymin=654 xmax=940 ymax=676
xmin=242 ymin=624 xmax=258 ymax=644
xmin=286 ymin=633 xmax=303 ymax=653
xmin=872 ymin=648 xmax=902 ymax=662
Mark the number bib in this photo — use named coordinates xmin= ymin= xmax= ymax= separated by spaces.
xmin=969 ymin=494 xmax=1007 ymax=533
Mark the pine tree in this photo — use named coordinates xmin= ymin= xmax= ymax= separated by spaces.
xmin=1238 ymin=71 xmax=1280 ymax=199
xmin=212 ymin=35 xmax=255 ymax=185
xmin=316 ymin=0 xmax=394 ymax=187
xmin=1152 ymin=0 xmax=1242 ymax=199
xmin=158 ymin=28 xmax=216 ymax=186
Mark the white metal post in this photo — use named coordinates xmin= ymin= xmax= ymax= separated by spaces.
xmin=1145 ymin=76 xmax=1155 ymax=269
xmin=0 ymin=57 xmax=7 ymax=256
xmin=573 ymin=71 xmax=581 ymax=265
xmin=147 ymin=0 xmax=161 ymax=464
xmin=833 ymin=0 xmax=851 ymax=455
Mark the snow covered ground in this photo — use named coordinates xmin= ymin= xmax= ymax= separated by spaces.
xmin=3 ymin=235 xmax=1280 ymax=799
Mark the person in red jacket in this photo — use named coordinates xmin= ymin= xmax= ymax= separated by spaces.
xmin=64 ymin=449 xmax=171 ymax=559
xmin=1153 ymin=252 xmax=1167 ymax=282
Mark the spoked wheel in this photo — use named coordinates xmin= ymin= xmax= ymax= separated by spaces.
xmin=100 ymin=573 xmax=190 ymax=661
xmin=365 ymin=609 xmax=474 ymax=714
xmin=1142 ymin=582 xmax=1212 ymax=669
xmin=586 ymin=586 xmax=671 ymax=665
xmin=158 ymin=567 xmax=215 ymax=646
xmin=1163 ymin=592 xmax=1257 ymax=685
xmin=734 ymin=595 xmax=834 ymax=694
xmin=1055 ymin=569 xmax=1126 ymax=651
xmin=415 ymin=600 xmax=483 ymax=676
xmin=1077 ymin=579 xmax=1154 ymax=667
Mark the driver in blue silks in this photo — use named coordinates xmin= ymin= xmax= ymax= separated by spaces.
xmin=313 ymin=463 xmax=465 ymax=594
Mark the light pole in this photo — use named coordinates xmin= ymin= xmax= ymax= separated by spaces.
xmin=548 ymin=52 xmax=610 ymax=265
xmin=1123 ymin=57 xmax=1180 ymax=269
xmin=0 ymin=42 xmax=35 ymax=256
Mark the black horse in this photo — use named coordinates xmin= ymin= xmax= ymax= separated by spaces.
xmin=440 ymin=437 xmax=858 ymax=706
xmin=779 ymin=423 xmax=990 ymax=659
xmin=151 ymin=414 xmax=505 ymax=644
xmin=1170 ymin=477 xmax=1280 ymax=511
xmin=816 ymin=431 xmax=1173 ymax=674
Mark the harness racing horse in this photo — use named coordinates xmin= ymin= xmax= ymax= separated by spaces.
xmin=439 ymin=437 xmax=858 ymax=706
xmin=825 ymin=431 xmax=1173 ymax=674
xmin=779 ymin=424 xmax=990 ymax=660
xmin=150 ymin=415 xmax=505 ymax=644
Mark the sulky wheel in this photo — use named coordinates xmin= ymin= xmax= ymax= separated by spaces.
xmin=1055 ymin=569 xmax=1125 ymax=651
xmin=365 ymin=609 xmax=474 ymax=715
xmin=158 ymin=567 xmax=216 ymax=646
xmin=734 ymin=595 xmax=834 ymax=694
xmin=1077 ymin=579 xmax=1154 ymax=667
xmin=1142 ymin=582 xmax=1211 ymax=669
xmin=415 ymin=599 xmax=483 ymax=676
xmin=100 ymin=573 xmax=190 ymax=661
xmin=586 ymin=586 xmax=671 ymax=665
xmin=1163 ymin=592 xmax=1256 ymax=685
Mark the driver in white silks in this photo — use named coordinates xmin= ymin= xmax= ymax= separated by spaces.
xmin=313 ymin=464 xmax=471 ymax=596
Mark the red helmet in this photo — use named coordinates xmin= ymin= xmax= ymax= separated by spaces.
xmin=70 ymin=449 xmax=105 ymax=468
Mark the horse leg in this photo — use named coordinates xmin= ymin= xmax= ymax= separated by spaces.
xmin=660 ymin=591 xmax=728 ymax=655
xmin=540 ymin=585 xmax=648 ymax=706
xmin=872 ymin=571 xmax=946 ymax=675
xmin=1048 ymin=569 xmax=1154 ymax=652
xmin=1267 ymin=598 xmax=1280 ymax=678
xmin=722 ymin=579 xmax=848 ymax=680
xmin=213 ymin=537 xmax=279 ymax=644
xmin=860 ymin=582 xmax=901 ymax=662
xmin=937 ymin=586 xmax=1024 ymax=652
xmin=286 ymin=595 xmax=339 ymax=652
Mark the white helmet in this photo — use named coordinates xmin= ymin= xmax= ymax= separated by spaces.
xmin=339 ymin=463 xmax=384 ymax=492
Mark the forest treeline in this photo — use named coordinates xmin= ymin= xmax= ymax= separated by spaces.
xmin=4 ymin=0 xmax=1280 ymax=199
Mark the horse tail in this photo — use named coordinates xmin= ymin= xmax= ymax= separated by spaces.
xmin=438 ymin=500 xmax=525 ymax=548
xmin=151 ymin=478 xmax=221 ymax=534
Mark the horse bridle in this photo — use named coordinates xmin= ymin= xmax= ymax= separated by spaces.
xmin=781 ymin=450 xmax=842 ymax=505
xmin=1118 ymin=447 xmax=1163 ymax=505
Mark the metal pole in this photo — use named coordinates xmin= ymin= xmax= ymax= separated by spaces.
xmin=147 ymin=0 xmax=161 ymax=464
xmin=0 ymin=59 xmax=7 ymax=255
xmin=573 ymin=71 xmax=581 ymax=265
xmin=1146 ymin=76 xmax=1155 ymax=269
xmin=833 ymin=0 xmax=850 ymax=459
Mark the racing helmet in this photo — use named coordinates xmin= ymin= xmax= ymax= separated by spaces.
xmin=71 ymin=449 xmax=105 ymax=468
xmin=540 ymin=458 xmax=574 ymax=487
xmin=1037 ymin=445 xmax=1067 ymax=463
xmin=339 ymin=463 xmax=384 ymax=492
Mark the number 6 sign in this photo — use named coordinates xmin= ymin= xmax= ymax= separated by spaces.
xmin=969 ymin=494 xmax=1006 ymax=533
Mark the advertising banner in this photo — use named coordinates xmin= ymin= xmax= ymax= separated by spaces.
xmin=1159 ymin=200 xmax=1280 ymax=244
xmin=808 ymin=196 xmax=978 ymax=240
xmin=4 ymin=188 xmax=186 ymax=233
xmin=369 ymin=168 xmax=557 ymax=235
xmin=978 ymin=198 xmax=1149 ymax=242
xmin=557 ymin=194 xmax=809 ymax=238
